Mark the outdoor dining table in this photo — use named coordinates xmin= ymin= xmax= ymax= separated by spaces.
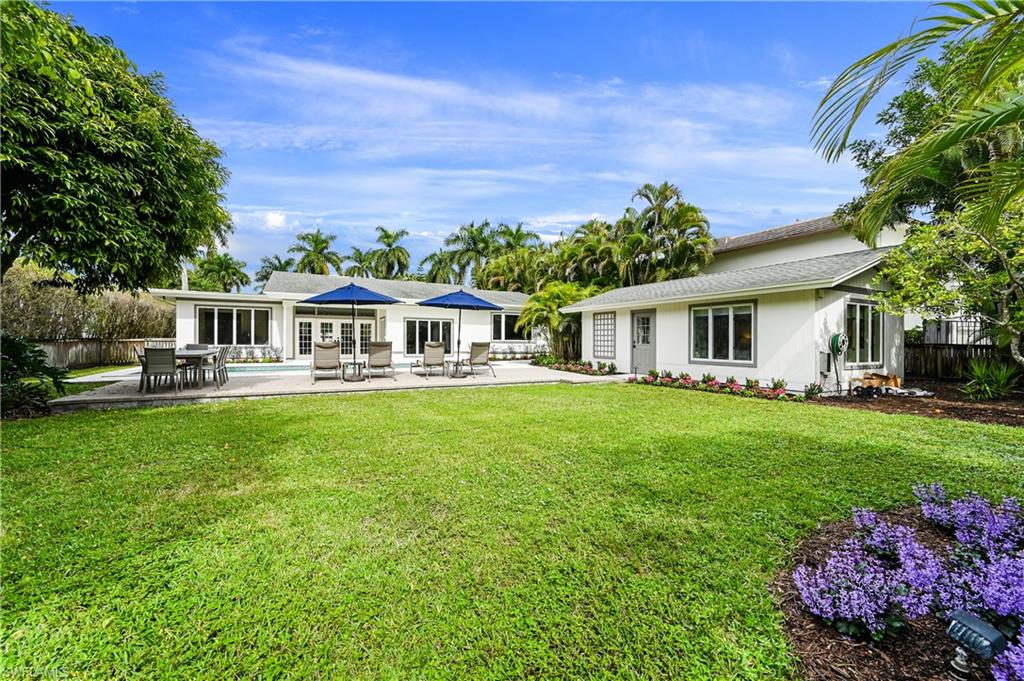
xmin=175 ymin=348 xmax=218 ymax=387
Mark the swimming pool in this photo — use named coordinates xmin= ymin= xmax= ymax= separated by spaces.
xmin=227 ymin=362 xmax=414 ymax=374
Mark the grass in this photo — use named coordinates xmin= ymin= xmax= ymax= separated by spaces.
xmin=3 ymin=384 xmax=1022 ymax=679
xmin=66 ymin=364 xmax=135 ymax=378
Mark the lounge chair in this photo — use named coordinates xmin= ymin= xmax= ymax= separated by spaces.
xmin=466 ymin=342 xmax=496 ymax=377
xmin=366 ymin=341 xmax=396 ymax=381
xmin=311 ymin=341 xmax=341 ymax=383
xmin=142 ymin=347 xmax=186 ymax=395
xmin=411 ymin=341 xmax=446 ymax=378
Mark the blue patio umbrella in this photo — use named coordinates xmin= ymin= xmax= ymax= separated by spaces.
xmin=302 ymin=283 xmax=401 ymax=379
xmin=416 ymin=289 xmax=501 ymax=377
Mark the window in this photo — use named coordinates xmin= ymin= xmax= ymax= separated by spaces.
xmin=846 ymin=302 xmax=883 ymax=366
xmin=491 ymin=313 xmax=529 ymax=341
xmin=360 ymin=323 xmax=372 ymax=353
xmin=298 ymin=321 xmax=312 ymax=356
xmin=592 ymin=312 xmax=616 ymax=359
xmin=690 ymin=303 xmax=755 ymax=364
xmin=405 ymin=319 xmax=452 ymax=355
xmin=197 ymin=306 xmax=271 ymax=346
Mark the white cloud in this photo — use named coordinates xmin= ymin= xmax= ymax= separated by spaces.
xmin=797 ymin=76 xmax=834 ymax=92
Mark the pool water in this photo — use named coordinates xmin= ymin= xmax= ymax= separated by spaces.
xmin=227 ymin=362 xmax=414 ymax=374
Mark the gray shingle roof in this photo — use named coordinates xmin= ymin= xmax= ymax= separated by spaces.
xmin=263 ymin=272 xmax=529 ymax=307
xmin=714 ymin=216 xmax=839 ymax=253
xmin=562 ymin=248 xmax=889 ymax=312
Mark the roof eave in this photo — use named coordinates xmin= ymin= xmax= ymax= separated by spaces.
xmin=560 ymin=257 xmax=883 ymax=313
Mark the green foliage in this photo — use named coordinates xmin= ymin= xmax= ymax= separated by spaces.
xmin=188 ymin=252 xmax=250 ymax=293
xmin=4 ymin=384 xmax=1020 ymax=677
xmin=0 ymin=330 xmax=67 ymax=416
xmin=813 ymin=1 xmax=1024 ymax=244
xmin=875 ymin=208 xmax=1024 ymax=368
xmin=0 ymin=262 xmax=174 ymax=339
xmin=961 ymin=358 xmax=1020 ymax=400
xmin=516 ymin=281 xmax=601 ymax=359
xmin=804 ymin=383 xmax=825 ymax=400
xmin=289 ymin=229 xmax=344 ymax=275
xmin=0 ymin=0 xmax=232 ymax=293
xmin=255 ymin=255 xmax=295 ymax=291
xmin=370 ymin=226 xmax=411 ymax=278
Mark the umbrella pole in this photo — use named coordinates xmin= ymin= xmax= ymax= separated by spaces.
xmin=457 ymin=308 xmax=462 ymax=375
xmin=352 ymin=303 xmax=358 ymax=380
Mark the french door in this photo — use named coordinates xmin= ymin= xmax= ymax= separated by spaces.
xmin=297 ymin=318 xmax=374 ymax=358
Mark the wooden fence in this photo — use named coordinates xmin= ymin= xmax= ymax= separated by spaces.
xmin=904 ymin=343 xmax=1010 ymax=379
xmin=33 ymin=338 xmax=176 ymax=369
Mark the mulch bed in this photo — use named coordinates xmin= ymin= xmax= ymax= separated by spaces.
xmin=772 ymin=506 xmax=992 ymax=681
xmin=818 ymin=380 xmax=1024 ymax=427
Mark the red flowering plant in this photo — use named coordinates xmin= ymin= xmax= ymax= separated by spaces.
xmin=627 ymin=368 xmax=805 ymax=402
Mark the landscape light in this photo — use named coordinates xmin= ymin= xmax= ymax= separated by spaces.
xmin=946 ymin=610 xmax=1007 ymax=681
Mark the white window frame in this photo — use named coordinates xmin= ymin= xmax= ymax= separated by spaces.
xmin=592 ymin=312 xmax=616 ymax=359
xmin=196 ymin=306 xmax=272 ymax=346
xmin=404 ymin=318 xmax=453 ymax=356
xmin=688 ymin=301 xmax=756 ymax=366
xmin=491 ymin=312 xmax=531 ymax=342
xmin=845 ymin=300 xmax=883 ymax=368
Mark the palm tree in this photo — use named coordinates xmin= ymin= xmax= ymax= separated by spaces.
xmin=812 ymin=1 xmax=1024 ymax=242
xmin=343 ymin=247 xmax=378 ymax=278
xmin=371 ymin=226 xmax=411 ymax=278
xmin=288 ymin=229 xmax=344 ymax=275
xmin=494 ymin=223 xmax=542 ymax=253
xmin=418 ymin=249 xmax=459 ymax=284
xmin=254 ymin=254 xmax=295 ymax=292
xmin=516 ymin=281 xmax=601 ymax=359
xmin=444 ymin=220 xmax=497 ymax=284
xmin=193 ymin=252 xmax=251 ymax=293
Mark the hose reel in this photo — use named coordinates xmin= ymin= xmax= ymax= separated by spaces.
xmin=829 ymin=332 xmax=848 ymax=393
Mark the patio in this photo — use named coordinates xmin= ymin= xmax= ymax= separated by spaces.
xmin=49 ymin=361 xmax=624 ymax=412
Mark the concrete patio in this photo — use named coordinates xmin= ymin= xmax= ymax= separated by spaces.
xmin=51 ymin=361 xmax=626 ymax=412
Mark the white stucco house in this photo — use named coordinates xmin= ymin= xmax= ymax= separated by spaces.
xmin=563 ymin=217 xmax=908 ymax=392
xmin=151 ymin=273 xmax=543 ymax=364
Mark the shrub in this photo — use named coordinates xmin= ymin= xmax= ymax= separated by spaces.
xmin=770 ymin=377 xmax=786 ymax=390
xmin=1 ymin=331 xmax=67 ymax=416
xmin=701 ymin=372 xmax=716 ymax=384
xmin=796 ymin=484 xmax=1024 ymax=646
xmin=804 ymin=383 xmax=824 ymax=400
xmin=961 ymin=359 xmax=1020 ymax=401
xmin=993 ymin=640 xmax=1024 ymax=681
xmin=608 ymin=362 xmax=617 ymax=373
xmin=530 ymin=354 xmax=557 ymax=367
xmin=744 ymin=377 xmax=759 ymax=389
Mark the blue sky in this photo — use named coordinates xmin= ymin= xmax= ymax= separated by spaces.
xmin=54 ymin=2 xmax=930 ymax=278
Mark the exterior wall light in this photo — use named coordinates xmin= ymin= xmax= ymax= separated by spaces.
xmin=946 ymin=609 xmax=1007 ymax=680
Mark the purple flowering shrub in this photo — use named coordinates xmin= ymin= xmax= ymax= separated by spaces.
xmin=627 ymin=370 xmax=804 ymax=401
xmin=993 ymin=640 xmax=1024 ymax=681
xmin=794 ymin=484 xmax=1023 ymax=656
xmin=795 ymin=512 xmax=943 ymax=639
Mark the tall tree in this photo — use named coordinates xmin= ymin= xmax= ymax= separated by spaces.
xmin=837 ymin=40 xmax=1023 ymax=235
xmin=444 ymin=220 xmax=497 ymax=284
xmin=254 ymin=255 xmax=295 ymax=292
xmin=371 ymin=226 xmax=411 ymax=278
xmin=289 ymin=229 xmax=343 ymax=275
xmin=343 ymin=247 xmax=378 ymax=278
xmin=0 ymin=0 xmax=232 ymax=293
xmin=191 ymin=253 xmax=250 ymax=293
xmin=812 ymin=0 xmax=1024 ymax=243
xmin=418 ymin=250 xmax=459 ymax=285
xmin=494 ymin=223 xmax=542 ymax=253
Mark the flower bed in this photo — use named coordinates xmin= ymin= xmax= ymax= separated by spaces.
xmin=549 ymin=360 xmax=617 ymax=376
xmin=785 ymin=484 xmax=1023 ymax=681
xmin=627 ymin=371 xmax=807 ymax=401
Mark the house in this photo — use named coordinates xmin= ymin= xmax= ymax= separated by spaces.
xmin=151 ymin=273 xmax=543 ymax=363
xmin=563 ymin=217 xmax=908 ymax=392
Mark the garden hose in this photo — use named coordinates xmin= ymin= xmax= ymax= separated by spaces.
xmin=829 ymin=332 xmax=849 ymax=394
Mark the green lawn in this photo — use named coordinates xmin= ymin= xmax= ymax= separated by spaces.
xmin=3 ymin=384 xmax=1021 ymax=679
xmin=66 ymin=364 xmax=135 ymax=378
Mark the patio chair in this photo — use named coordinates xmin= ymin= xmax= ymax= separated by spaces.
xmin=135 ymin=348 xmax=148 ymax=393
xmin=311 ymin=341 xmax=341 ymax=383
xmin=366 ymin=341 xmax=396 ymax=381
xmin=201 ymin=346 xmax=231 ymax=389
xmin=466 ymin=342 xmax=496 ymax=377
xmin=411 ymin=341 xmax=447 ymax=378
xmin=142 ymin=347 xmax=186 ymax=395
